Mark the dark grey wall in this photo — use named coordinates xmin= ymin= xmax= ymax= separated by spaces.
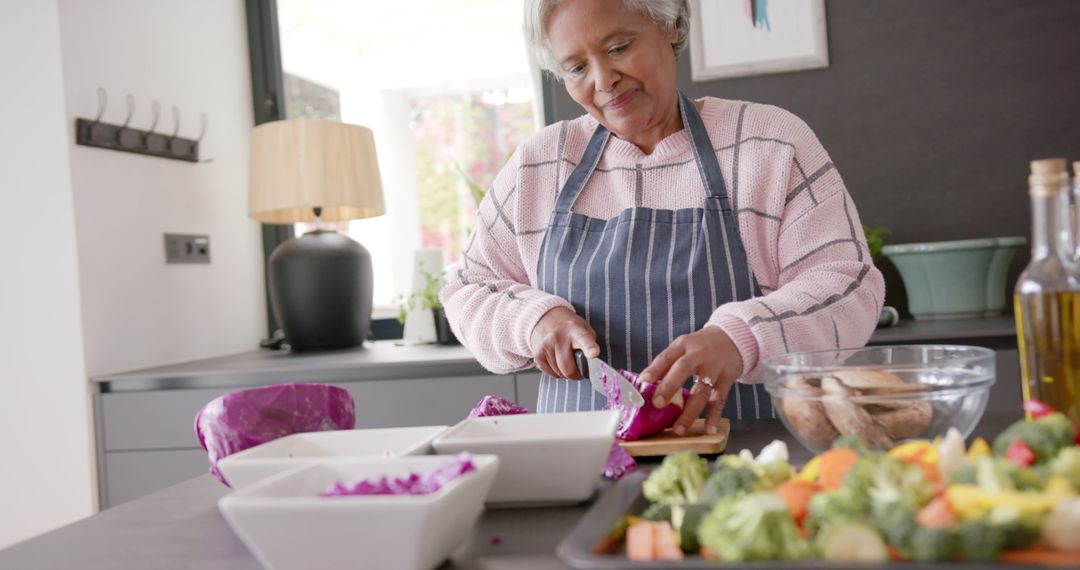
xmin=545 ymin=0 xmax=1080 ymax=311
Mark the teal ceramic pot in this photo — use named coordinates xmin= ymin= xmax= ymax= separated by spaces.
xmin=881 ymin=237 xmax=1026 ymax=320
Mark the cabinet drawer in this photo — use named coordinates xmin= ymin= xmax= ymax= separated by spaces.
xmin=103 ymin=449 xmax=210 ymax=508
xmin=101 ymin=374 xmax=517 ymax=450
xmin=346 ymin=375 xmax=515 ymax=428
xmin=101 ymin=388 xmax=233 ymax=451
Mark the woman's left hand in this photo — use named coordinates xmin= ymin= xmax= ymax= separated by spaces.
xmin=638 ymin=326 xmax=743 ymax=436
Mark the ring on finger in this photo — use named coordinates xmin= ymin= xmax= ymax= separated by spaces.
xmin=695 ymin=375 xmax=716 ymax=389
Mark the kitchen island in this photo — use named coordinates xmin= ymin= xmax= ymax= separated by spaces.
xmin=0 ymin=413 xmax=1022 ymax=570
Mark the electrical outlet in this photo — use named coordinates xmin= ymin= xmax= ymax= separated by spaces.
xmin=164 ymin=233 xmax=210 ymax=264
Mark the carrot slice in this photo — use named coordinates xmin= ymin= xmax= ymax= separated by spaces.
xmin=653 ymin=521 xmax=685 ymax=561
xmin=916 ymin=496 xmax=956 ymax=529
xmin=774 ymin=480 xmax=821 ymax=525
xmin=625 ymin=521 xmax=655 ymax=561
xmin=818 ymin=447 xmax=860 ymax=490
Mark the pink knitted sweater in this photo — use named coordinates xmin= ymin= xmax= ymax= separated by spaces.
xmin=440 ymin=97 xmax=885 ymax=382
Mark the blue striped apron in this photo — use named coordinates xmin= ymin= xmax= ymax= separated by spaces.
xmin=534 ymin=91 xmax=773 ymax=420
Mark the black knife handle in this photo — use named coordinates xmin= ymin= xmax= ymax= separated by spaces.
xmin=573 ymin=349 xmax=588 ymax=379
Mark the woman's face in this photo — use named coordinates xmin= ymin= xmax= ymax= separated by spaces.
xmin=546 ymin=0 xmax=680 ymax=151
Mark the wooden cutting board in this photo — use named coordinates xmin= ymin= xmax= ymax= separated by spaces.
xmin=618 ymin=418 xmax=729 ymax=457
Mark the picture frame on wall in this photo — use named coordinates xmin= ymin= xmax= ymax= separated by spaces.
xmin=688 ymin=0 xmax=829 ymax=82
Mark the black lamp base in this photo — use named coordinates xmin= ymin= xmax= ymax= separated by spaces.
xmin=267 ymin=229 xmax=372 ymax=352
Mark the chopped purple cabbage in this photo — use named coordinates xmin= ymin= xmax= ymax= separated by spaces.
xmin=467 ymin=395 xmax=528 ymax=418
xmin=602 ymin=441 xmax=637 ymax=479
xmin=598 ymin=364 xmax=688 ymax=441
xmin=194 ymin=383 xmax=355 ymax=486
xmin=321 ymin=454 xmax=476 ymax=497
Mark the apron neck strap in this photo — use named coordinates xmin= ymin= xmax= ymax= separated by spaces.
xmin=554 ymin=91 xmax=728 ymax=214
xmin=678 ymin=91 xmax=728 ymax=199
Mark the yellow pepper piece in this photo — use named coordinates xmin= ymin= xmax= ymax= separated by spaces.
xmin=945 ymin=485 xmax=990 ymax=520
xmin=889 ymin=440 xmax=937 ymax=464
xmin=945 ymin=482 xmax=1074 ymax=521
xmin=796 ymin=455 xmax=822 ymax=483
xmin=1045 ymin=475 xmax=1077 ymax=500
xmin=966 ymin=438 xmax=991 ymax=461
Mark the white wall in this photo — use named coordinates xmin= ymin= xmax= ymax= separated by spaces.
xmin=0 ymin=0 xmax=95 ymax=549
xmin=0 ymin=0 xmax=266 ymax=548
xmin=58 ymin=0 xmax=266 ymax=376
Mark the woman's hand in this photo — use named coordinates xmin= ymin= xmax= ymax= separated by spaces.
xmin=529 ymin=307 xmax=600 ymax=379
xmin=639 ymin=327 xmax=743 ymax=436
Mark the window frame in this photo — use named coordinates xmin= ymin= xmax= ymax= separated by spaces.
xmin=244 ymin=0 xmax=560 ymax=339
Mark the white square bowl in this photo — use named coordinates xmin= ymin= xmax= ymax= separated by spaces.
xmin=217 ymin=425 xmax=447 ymax=489
xmin=430 ymin=410 xmax=618 ymax=505
xmin=218 ymin=455 xmax=498 ymax=570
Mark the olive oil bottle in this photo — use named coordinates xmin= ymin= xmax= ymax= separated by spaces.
xmin=1014 ymin=159 xmax=1080 ymax=423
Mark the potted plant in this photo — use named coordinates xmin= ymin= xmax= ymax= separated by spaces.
xmin=398 ymin=270 xmax=458 ymax=345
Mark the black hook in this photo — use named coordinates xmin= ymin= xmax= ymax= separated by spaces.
xmin=167 ymin=105 xmax=182 ymax=153
xmin=197 ymin=112 xmax=213 ymax=163
xmin=142 ymin=100 xmax=160 ymax=150
xmin=115 ymin=94 xmax=135 ymax=144
xmin=89 ymin=87 xmax=107 ymax=127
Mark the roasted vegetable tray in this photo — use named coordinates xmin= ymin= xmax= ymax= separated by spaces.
xmin=556 ymin=471 xmax=1061 ymax=570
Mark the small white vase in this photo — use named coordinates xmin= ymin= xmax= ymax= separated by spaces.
xmin=403 ymin=307 xmax=437 ymax=344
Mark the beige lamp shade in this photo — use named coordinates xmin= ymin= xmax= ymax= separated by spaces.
xmin=248 ymin=118 xmax=386 ymax=224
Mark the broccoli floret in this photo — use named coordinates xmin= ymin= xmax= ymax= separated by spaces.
xmin=971 ymin=455 xmax=1045 ymax=492
xmin=642 ymin=451 xmax=709 ymax=505
xmin=1050 ymin=446 xmax=1080 ymax=489
xmin=671 ymin=503 xmax=710 ymax=553
xmin=756 ymin=459 xmax=794 ymax=490
xmin=697 ymin=492 xmax=813 ymax=561
xmin=873 ymin=505 xmax=919 ymax=552
xmin=640 ymin=502 xmax=672 ymax=522
xmin=700 ymin=463 xmax=758 ymax=503
xmin=974 ymin=455 xmax=1016 ymax=492
xmin=989 ymin=506 xmax=1041 ymax=550
xmin=948 ymin=462 xmax=977 ymax=485
xmin=699 ymin=454 xmax=793 ymax=503
xmin=845 ymin=454 xmax=934 ymax=554
xmin=866 ymin=455 xmax=934 ymax=510
xmin=831 ymin=434 xmax=870 ymax=454
xmin=909 ymin=528 xmax=953 ymax=562
xmin=1011 ymin=461 xmax=1047 ymax=491
xmin=993 ymin=413 xmax=1076 ymax=464
xmin=804 ymin=488 xmax=871 ymax=536
xmin=950 ymin=520 xmax=1006 ymax=562
xmin=1039 ymin=413 xmax=1078 ymax=449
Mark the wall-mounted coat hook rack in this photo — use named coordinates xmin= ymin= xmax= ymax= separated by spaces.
xmin=75 ymin=87 xmax=206 ymax=163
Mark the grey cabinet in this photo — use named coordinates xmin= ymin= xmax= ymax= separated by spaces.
xmin=96 ymin=372 xmax=523 ymax=509
xmin=515 ymin=372 xmax=542 ymax=412
xmin=346 ymin=375 xmax=514 ymax=428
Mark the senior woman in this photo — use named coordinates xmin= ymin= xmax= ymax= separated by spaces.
xmin=440 ymin=0 xmax=885 ymax=435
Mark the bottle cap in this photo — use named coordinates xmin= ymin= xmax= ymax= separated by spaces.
xmin=1029 ymin=158 xmax=1068 ymax=188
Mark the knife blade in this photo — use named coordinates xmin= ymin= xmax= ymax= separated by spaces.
xmin=573 ymin=349 xmax=645 ymax=409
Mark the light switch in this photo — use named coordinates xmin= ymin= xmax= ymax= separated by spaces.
xmin=164 ymin=233 xmax=210 ymax=264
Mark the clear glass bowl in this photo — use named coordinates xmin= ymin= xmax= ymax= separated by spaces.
xmin=763 ymin=345 xmax=995 ymax=453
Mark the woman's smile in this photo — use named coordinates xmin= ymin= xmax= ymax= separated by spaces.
xmin=604 ymin=89 xmax=638 ymax=111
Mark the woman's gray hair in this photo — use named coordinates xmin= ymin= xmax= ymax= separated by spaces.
xmin=524 ymin=0 xmax=690 ymax=76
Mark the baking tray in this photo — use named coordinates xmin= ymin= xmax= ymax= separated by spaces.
xmin=555 ymin=472 xmax=1051 ymax=570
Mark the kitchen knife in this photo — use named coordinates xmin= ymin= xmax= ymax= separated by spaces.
xmin=573 ymin=349 xmax=645 ymax=409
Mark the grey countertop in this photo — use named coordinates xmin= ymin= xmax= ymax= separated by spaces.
xmin=93 ymin=317 xmax=1017 ymax=392
xmin=94 ymin=340 xmax=487 ymax=392
xmin=0 ymin=413 xmax=1022 ymax=570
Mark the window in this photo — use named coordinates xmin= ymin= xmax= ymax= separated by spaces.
xmin=276 ymin=0 xmax=541 ymax=316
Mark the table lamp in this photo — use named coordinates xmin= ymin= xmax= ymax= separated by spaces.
xmin=248 ymin=118 xmax=385 ymax=351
